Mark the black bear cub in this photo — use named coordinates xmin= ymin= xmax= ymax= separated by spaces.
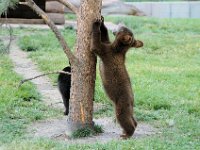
xmin=91 ymin=17 xmax=143 ymax=139
xmin=58 ymin=66 xmax=71 ymax=115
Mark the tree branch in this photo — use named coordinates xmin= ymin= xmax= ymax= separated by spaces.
xmin=21 ymin=0 xmax=77 ymax=65
xmin=18 ymin=70 xmax=71 ymax=88
xmin=57 ymin=0 xmax=78 ymax=14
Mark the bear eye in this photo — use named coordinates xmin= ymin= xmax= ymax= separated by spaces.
xmin=123 ymin=35 xmax=132 ymax=42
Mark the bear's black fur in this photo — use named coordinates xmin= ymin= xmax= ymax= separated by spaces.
xmin=58 ymin=66 xmax=71 ymax=115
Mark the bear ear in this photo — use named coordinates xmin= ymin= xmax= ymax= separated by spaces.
xmin=133 ymin=40 xmax=143 ymax=48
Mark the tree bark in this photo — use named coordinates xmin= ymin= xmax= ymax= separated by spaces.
xmin=66 ymin=0 xmax=102 ymax=134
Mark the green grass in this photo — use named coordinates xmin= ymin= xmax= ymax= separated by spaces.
xmin=65 ymin=13 xmax=77 ymax=20
xmin=18 ymin=28 xmax=75 ymax=82
xmin=0 ymin=55 xmax=61 ymax=145
xmin=18 ymin=35 xmax=39 ymax=51
xmin=71 ymin=124 xmax=103 ymax=138
xmin=0 ymin=39 xmax=8 ymax=54
xmin=0 ymin=16 xmax=199 ymax=149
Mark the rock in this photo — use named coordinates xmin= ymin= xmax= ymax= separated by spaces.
xmin=166 ymin=119 xmax=175 ymax=127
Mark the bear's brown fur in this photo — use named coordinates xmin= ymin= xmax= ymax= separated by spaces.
xmin=91 ymin=17 xmax=143 ymax=139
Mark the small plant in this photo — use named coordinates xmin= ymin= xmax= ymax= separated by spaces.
xmin=71 ymin=124 xmax=104 ymax=138
xmin=16 ymin=83 xmax=41 ymax=101
xmin=71 ymin=127 xmax=94 ymax=138
xmin=19 ymin=36 xmax=39 ymax=52
xmin=93 ymin=124 xmax=104 ymax=134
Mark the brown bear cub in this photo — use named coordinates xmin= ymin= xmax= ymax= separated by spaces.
xmin=91 ymin=17 xmax=143 ymax=139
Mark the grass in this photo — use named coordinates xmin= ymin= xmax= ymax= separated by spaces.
xmin=0 ymin=39 xmax=8 ymax=54
xmin=65 ymin=13 xmax=77 ymax=20
xmin=0 ymin=16 xmax=199 ymax=149
xmin=18 ymin=35 xmax=39 ymax=51
xmin=0 ymin=55 xmax=61 ymax=146
xmin=71 ymin=125 xmax=103 ymax=138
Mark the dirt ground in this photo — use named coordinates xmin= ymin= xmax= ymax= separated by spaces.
xmin=29 ymin=117 xmax=157 ymax=144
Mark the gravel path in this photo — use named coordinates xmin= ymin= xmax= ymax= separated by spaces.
xmin=9 ymin=39 xmax=64 ymax=109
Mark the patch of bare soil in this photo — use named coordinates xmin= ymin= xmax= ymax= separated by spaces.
xmin=29 ymin=117 xmax=157 ymax=144
xmin=8 ymin=37 xmax=157 ymax=144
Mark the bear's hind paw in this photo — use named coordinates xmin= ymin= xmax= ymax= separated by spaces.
xmin=120 ymin=134 xmax=131 ymax=140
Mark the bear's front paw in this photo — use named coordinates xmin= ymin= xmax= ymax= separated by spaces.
xmin=93 ymin=18 xmax=101 ymax=28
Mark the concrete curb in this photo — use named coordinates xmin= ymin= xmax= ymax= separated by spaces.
xmin=127 ymin=1 xmax=200 ymax=18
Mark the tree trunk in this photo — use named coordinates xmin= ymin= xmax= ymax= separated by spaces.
xmin=66 ymin=0 xmax=102 ymax=135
